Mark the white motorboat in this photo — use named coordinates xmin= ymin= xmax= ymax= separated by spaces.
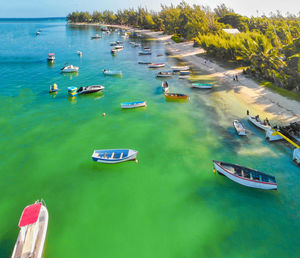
xmin=92 ymin=149 xmax=138 ymax=164
xmin=77 ymin=85 xmax=104 ymax=94
xmin=103 ymin=70 xmax=122 ymax=76
xmin=121 ymin=101 xmax=146 ymax=109
xmin=61 ymin=65 xmax=79 ymax=73
xmin=293 ymin=148 xmax=300 ymax=165
xmin=171 ymin=66 xmax=189 ymax=72
xmin=247 ymin=111 xmax=271 ymax=131
xmin=213 ymin=160 xmax=277 ymax=190
xmin=47 ymin=53 xmax=55 ymax=62
xmin=11 ymin=200 xmax=48 ymax=258
xmin=148 ymin=63 xmax=165 ymax=68
xmin=233 ymin=120 xmax=247 ymax=136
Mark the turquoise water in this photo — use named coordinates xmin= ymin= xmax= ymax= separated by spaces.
xmin=0 ymin=19 xmax=299 ymax=258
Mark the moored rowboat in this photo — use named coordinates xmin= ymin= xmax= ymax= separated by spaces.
xmin=233 ymin=120 xmax=246 ymax=136
xmin=213 ymin=160 xmax=277 ymax=190
xmin=121 ymin=101 xmax=146 ymax=109
xmin=165 ymin=93 xmax=188 ymax=100
xmin=148 ymin=63 xmax=165 ymax=68
xmin=11 ymin=200 xmax=48 ymax=258
xmin=92 ymin=149 xmax=138 ymax=164
xmin=103 ymin=70 xmax=122 ymax=76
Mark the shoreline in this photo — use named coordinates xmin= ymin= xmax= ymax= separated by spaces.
xmin=69 ymin=23 xmax=300 ymax=123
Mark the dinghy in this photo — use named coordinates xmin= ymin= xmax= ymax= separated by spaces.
xmin=171 ymin=66 xmax=189 ymax=72
xmin=77 ymin=85 xmax=104 ymax=94
xmin=191 ymin=83 xmax=212 ymax=89
xmin=156 ymin=71 xmax=173 ymax=78
xmin=233 ymin=120 xmax=246 ymax=136
xmin=148 ymin=63 xmax=165 ymax=68
xmin=213 ymin=160 xmax=277 ymax=190
xmin=246 ymin=111 xmax=271 ymax=131
xmin=61 ymin=65 xmax=79 ymax=73
xmin=165 ymin=93 xmax=188 ymax=100
xmin=121 ymin=101 xmax=146 ymax=109
xmin=11 ymin=200 xmax=48 ymax=258
xmin=293 ymin=148 xmax=300 ymax=165
xmin=92 ymin=149 xmax=138 ymax=164
xmin=103 ymin=70 xmax=122 ymax=76
xmin=161 ymin=81 xmax=169 ymax=92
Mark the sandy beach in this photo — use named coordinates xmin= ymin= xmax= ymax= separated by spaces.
xmin=134 ymin=29 xmax=300 ymax=124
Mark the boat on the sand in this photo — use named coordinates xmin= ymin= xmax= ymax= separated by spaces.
xmin=92 ymin=149 xmax=138 ymax=164
xmin=213 ymin=160 xmax=277 ymax=190
xmin=11 ymin=200 xmax=48 ymax=258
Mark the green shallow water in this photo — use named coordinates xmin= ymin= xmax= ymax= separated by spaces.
xmin=0 ymin=19 xmax=299 ymax=258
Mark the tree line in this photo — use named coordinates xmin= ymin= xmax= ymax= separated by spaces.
xmin=67 ymin=2 xmax=300 ymax=91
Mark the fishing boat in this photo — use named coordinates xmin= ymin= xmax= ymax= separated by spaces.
xmin=103 ymin=70 xmax=122 ymax=76
xmin=61 ymin=65 xmax=79 ymax=73
xmin=246 ymin=111 xmax=271 ymax=131
xmin=191 ymin=83 xmax=212 ymax=89
xmin=138 ymin=61 xmax=152 ymax=64
xmin=180 ymin=70 xmax=190 ymax=75
xmin=47 ymin=53 xmax=55 ymax=62
xmin=156 ymin=71 xmax=173 ymax=78
xmin=68 ymin=87 xmax=78 ymax=96
xmin=121 ymin=101 xmax=146 ymax=109
xmin=171 ymin=66 xmax=189 ymax=72
xmin=11 ymin=200 xmax=48 ymax=258
xmin=213 ymin=160 xmax=277 ymax=190
xmin=293 ymin=148 xmax=300 ymax=165
xmin=91 ymin=34 xmax=102 ymax=39
xmin=139 ymin=51 xmax=152 ymax=55
xmin=92 ymin=149 xmax=138 ymax=164
xmin=77 ymin=85 xmax=104 ymax=94
xmin=165 ymin=93 xmax=188 ymax=100
xmin=148 ymin=63 xmax=165 ymax=68
xmin=233 ymin=120 xmax=247 ymax=136
xmin=49 ymin=83 xmax=58 ymax=93
xmin=161 ymin=81 xmax=169 ymax=92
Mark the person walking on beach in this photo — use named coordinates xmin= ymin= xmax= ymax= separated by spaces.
xmin=233 ymin=74 xmax=236 ymax=81
xmin=235 ymin=74 xmax=238 ymax=81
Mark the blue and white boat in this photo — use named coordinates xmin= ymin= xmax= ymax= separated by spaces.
xmin=121 ymin=101 xmax=146 ymax=109
xmin=92 ymin=149 xmax=138 ymax=164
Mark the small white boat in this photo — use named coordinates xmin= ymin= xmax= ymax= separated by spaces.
xmin=91 ymin=34 xmax=102 ymax=39
xmin=247 ymin=111 xmax=271 ymax=131
xmin=77 ymin=85 xmax=104 ymax=94
xmin=139 ymin=51 xmax=152 ymax=55
xmin=121 ymin=101 xmax=146 ymax=109
xmin=114 ymin=45 xmax=124 ymax=50
xmin=92 ymin=149 xmax=138 ymax=164
xmin=47 ymin=53 xmax=55 ymax=62
xmin=161 ymin=81 xmax=169 ymax=92
xmin=191 ymin=83 xmax=212 ymax=89
xmin=156 ymin=71 xmax=173 ymax=78
xmin=265 ymin=129 xmax=283 ymax=141
xmin=171 ymin=66 xmax=189 ymax=72
xmin=103 ymin=70 xmax=122 ymax=76
xmin=148 ymin=63 xmax=165 ymax=68
xmin=61 ymin=65 xmax=79 ymax=73
xmin=138 ymin=61 xmax=152 ymax=64
xmin=213 ymin=160 xmax=277 ymax=190
xmin=233 ymin=120 xmax=246 ymax=136
xmin=11 ymin=200 xmax=48 ymax=258
xmin=77 ymin=51 xmax=82 ymax=56
xmin=293 ymin=148 xmax=300 ymax=165
xmin=36 ymin=31 xmax=40 ymax=36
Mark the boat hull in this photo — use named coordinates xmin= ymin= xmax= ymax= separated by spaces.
xmin=213 ymin=161 xmax=277 ymax=190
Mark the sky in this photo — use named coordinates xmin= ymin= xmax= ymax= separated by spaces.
xmin=0 ymin=0 xmax=299 ymax=18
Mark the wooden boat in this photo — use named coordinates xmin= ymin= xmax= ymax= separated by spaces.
xmin=293 ymin=148 xmax=300 ymax=165
xmin=148 ymin=63 xmax=165 ymax=68
xmin=156 ymin=71 xmax=173 ymax=78
xmin=171 ymin=66 xmax=189 ymax=72
xmin=91 ymin=34 xmax=102 ymax=39
xmin=77 ymin=85 xmax=104 ymax=94
xmin=246 ymin=111 xmax=271 ymax=131
xmin=165 ymin=93 xmax=188 ymax=100
xmin=161 ymin=81 xmax=169 ymax=92
xmin=139 ymin=51 xmax=152 ymax=55
xmin=233 ymin=120 xmax=246 ymax=136
xmin=11 ymin=200 xmax=48 ymax=258
xmin=213 ymin=160 xmax=277 ymax=190
xmin=138 ymin=61 xmax=152 ymax=64
xmin=47 ymin=53 xmax=55 ymax=62
xmin=192 ymin=83 xmax=212 ymax=89
xmin=92 ymin=149 xmax=138 ymax=164
xmin=121 ymin=101 xmax=146 ymax=109
xmin=61 ymin=65 xmax=79 ymax=73
xmin=103 ymin=70 xmax=122 ymax=76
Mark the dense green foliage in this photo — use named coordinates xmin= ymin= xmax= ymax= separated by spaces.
xmin=67 ymin=2 xmax=300 ymax=92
